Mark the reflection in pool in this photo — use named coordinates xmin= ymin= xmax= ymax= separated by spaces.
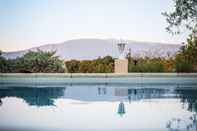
xmin=0 ymin=85 xmax=197 ymax=131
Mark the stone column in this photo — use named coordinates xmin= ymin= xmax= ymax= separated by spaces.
xmin=115 ymin=59 xmax=128 ymax=73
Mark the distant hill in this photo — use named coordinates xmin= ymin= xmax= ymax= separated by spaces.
xmin=2 ymin=38 xmax=182 ymax=60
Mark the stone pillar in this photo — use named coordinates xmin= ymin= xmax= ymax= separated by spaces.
xmin=115 ymin=59 xmax=128 ymax=73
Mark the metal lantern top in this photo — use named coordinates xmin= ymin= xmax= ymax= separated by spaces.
xmin=117 ymin=43 xmax=126 ymax=59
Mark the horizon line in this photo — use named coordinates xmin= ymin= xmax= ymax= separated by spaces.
xmin=2 ymin=37 xmax=182 ymax=53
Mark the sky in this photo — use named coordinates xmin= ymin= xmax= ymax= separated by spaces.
xmin=0 ymin=0 xmax=189 ymax=52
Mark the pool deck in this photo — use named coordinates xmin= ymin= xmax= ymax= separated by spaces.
xmin=0 ymin=73 xmax=197 ymax=88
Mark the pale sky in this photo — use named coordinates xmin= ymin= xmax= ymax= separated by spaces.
xmin=0 ymin=0 xmax=189 ymax=52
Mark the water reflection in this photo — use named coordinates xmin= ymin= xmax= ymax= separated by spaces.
xmin=176 ymin=89 xmax=197 ymax=112
xmin=0 ymin=87 xmax=65 ymax=106
xmin=117 ymin=102 xmax=125 ymax=116
xmin=0 ymin=86 xmax=174 ymax=107
xmin=0 ymin=86 xmax=197 ymax=111
xmin=165 ymin=89 xmax=197 ymax=131
xmin=0 ymin=85 xmax=197 ymax=130
xmin=98 ymin=87 xmax=107 ymax=95
xmin=166 ymin=113 xmax=197 ymax=131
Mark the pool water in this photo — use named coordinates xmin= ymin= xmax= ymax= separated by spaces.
xmin=0 ymin=84 xmax=197 ymax=131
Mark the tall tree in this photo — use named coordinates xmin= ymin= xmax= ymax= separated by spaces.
xmin=163 ymin=0 xmax=197 ymax=34
xmin=0 ymin=50 xmax=10 ymax=73
xmin=174 ymin=35 xmax=197 ymax=72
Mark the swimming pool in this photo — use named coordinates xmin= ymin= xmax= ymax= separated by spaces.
xmin=0 ymin=73 xmax=197 ymax=131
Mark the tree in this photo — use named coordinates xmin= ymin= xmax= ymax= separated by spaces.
xmin=0 ymin=50 xmax=10 ymax=73
xmin=175 ymin=35 xmax=197 ymax=72
xmin=78 ymin=60 xmax=95 ymax=73
xmin=102 ymin=56 xmax=114 ymax=65
xmin=0 ymin=50 xmax=65 ymax=73
xmin=128 ymin=57 xmax=165 ymax=72
xmin=0 ymin=50 xmax=10 ymax=72
xmin=162 ymin=58 xmax=175 ymax=72
xmin=175 ymin=53 xmax=193 ymax=72
xmin=65 ymin=56 xmax=114 ymax=73
xmin=163 ymin=0 xmax=197 ymax=34
xmin=65 ymin=60 xmax=80 ymax=73
xmin=163 ymin=0 xmax=197 ymax=72
xmin=184 ymin=35 xmax=197 ymax=64
xmin=18 ymin=50 xmax=65 ymax=73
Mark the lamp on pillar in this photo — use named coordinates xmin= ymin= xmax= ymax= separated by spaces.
xmin=115 ymin=41 xmax=128 ymax=73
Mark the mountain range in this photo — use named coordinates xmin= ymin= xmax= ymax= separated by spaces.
xmin=2 ymin=38 xmax=182 ymax=60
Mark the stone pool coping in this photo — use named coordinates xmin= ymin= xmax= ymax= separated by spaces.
xmin=0 ymin=73 xmax=197 ymax=88
xmin=0 ymin=73 xmax=197 ymax=78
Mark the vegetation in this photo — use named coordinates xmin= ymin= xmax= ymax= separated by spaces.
xmin=65 ymin=56 xmax=173 ymax=73
xmin=0 ymin=51 xmax=10 ymax=73
xmin=175 ymin=35 xmax=197 ymax=72
xmin=128 ymin=58 xmax=165 ymax=72
xmin=128 ymin=36 xmax=197 ymax=73
xmin=163 ymin=0 xmax=197 ymax=34
xmin=65 ymin=56 xmax=114 ymax=73
xmin=1 ymin=44 xmax=197 ymax=73
xmin=1 ymin=0 xmax=197 ymax=73
xmin=161 ymin=0 xmax=197 ymax=72
xmin=0 ymin=50 xmax=65 ymax=73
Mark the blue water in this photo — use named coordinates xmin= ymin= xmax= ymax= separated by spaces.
xmin=0 ymin=83 xmax=197 ymax=131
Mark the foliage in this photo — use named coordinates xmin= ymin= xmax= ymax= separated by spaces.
xmin=175 ymin=35 xmax=197 ymax=72
xmin=183 ymin=35 xmax=197 ymax=64
xmin=1 ymin=52 xmax=195 ymax=73
xmin=161 ymin=58 xmax=175 ymax=72
xmin=163 ymin=0 xmax=197 ymax=72
xmin=0 ymin=50 xmax=65 ymax=73
xmin=128 ymin=58 xmax=165 ymax=72
xmin=0 ymin=54 xmax=10 ymax=73
xmin=65 ymin=60 xmax=80 ymax=73
xmin=65 ymin=56 xmax=114 ymax=73
xmin=163 ymin=0 xmax=197 ymax=34
xmin=175 ymin=54 xmax=193 ymax=72
xmin=1 ymin=41 xmax=197 ymax=73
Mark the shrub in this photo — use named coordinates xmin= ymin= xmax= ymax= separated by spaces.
xmin=0 ymin=50 xmax=65 ymax=73
xmin=175 ymin=54 xmax=193 ymax=72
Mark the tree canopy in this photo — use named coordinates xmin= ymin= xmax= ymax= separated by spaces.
xmin=0 ymin=50 xmax=65 ymax=73
xmin=65 ymin=56 xmax=114 ymax=73
xmin=163 ymin=0 xmax=197 ymax=34
xmin=175 ymin=35 xmax=197 ymax=72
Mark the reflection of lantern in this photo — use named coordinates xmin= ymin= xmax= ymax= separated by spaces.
xmin=117 ymin=102 xmax=126 ymax=116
